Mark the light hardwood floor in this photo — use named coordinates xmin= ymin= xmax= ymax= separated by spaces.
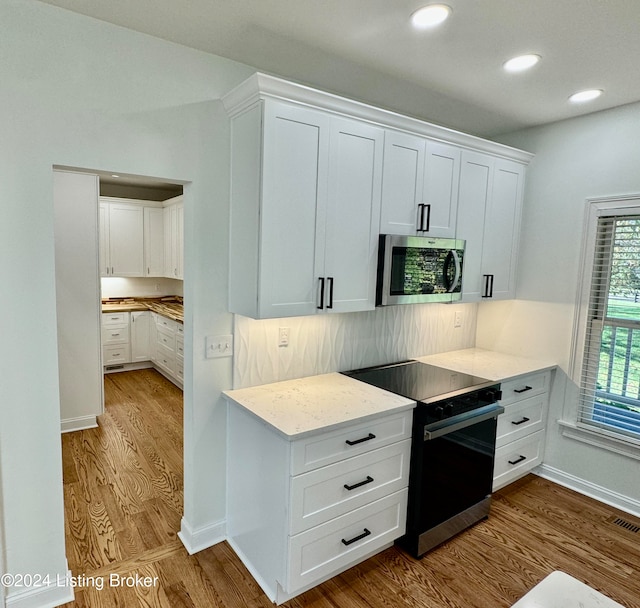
xmin=61 ymin=369 xmax=640 ymax=607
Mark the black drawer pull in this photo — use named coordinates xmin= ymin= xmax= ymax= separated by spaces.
xmin=508 ymin=455 xmax=527 ymax=465
xmin=511 ymin=417 xmax=531 ymax=426
xmin=341 ymin=528 xmax=371 ymax=546
xmin=514 ymin=386 xmax=533 ymax=394
xmin=344 ymin=476 xmax=374 ymax=491
xmin=345 ymin=433 xmax=376 ymax=446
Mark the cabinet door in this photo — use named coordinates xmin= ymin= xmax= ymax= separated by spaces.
xmin=323 ymin=117 xmax=384 ymax=313
xmin=457 ymin=150 xmax=494 ymax=301
xmin=131 ymin=311 xmax=150 ymax=362
xmin=423 ymin=140 xmax=460 ymax=238
xmin=379 ymin=131 xmax=425 ymax=236
xmin=163 ymin=205 xmax=175 ymax=278
xmin=176 ymin=202 xmax=184 ymax=279
xmin=144 ymin=207 xmax=164 ymax=277
xmin=108 ymin=203 xmax=144 ymax=277
xmin=481 ymin=158 xmax=524 ymax=300
xmin=99 ymin=202 xmax=110 ymax=277
xmin=259 ymin=100 xmax=330 ymax=318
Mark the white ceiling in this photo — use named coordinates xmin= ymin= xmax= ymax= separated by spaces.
xmin=37 ymin=0 xmax=640 ymax=137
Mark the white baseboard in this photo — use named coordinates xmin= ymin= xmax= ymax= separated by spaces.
xmin=60 ymin=415 xmax=98 ymax=434
xmin=178 ymin=517 xmax=225 ymax=555
xmin=534 ymin=464 xmax=640 ymax=518
xmin=5 ymin=569 xmax=74 ymax=608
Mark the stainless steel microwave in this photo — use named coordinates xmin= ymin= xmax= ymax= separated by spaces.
xmin=376 ymin=234 xmax=465 ymax=305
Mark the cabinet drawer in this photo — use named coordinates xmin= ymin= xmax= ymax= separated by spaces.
xmin=103 ymin=344 xmax=131 ymax=365
xmin=493 ymin=430 xmax=545 ymax=490
xmin=500 ymin=371 xmax=550 ymax=406
xmin=176 ymin=357 xmax=184 ymax=381
xmin=286 ymin=489 xmax=408 ymax=594
xmin=176 ymin=336 xmax=184 ymax=357
xmin=156 ymin=315 xmax=177 ymax=332
xmin=290 ymin=440 xmax=411 ymax=535
xmin=157 ymin=328 xmax=175 ymax=351
xmin=101 ymin=326 xmax=129 ymax=345
xmin=102 ymin=312 xmax=129 ymax=326
xmin=291 ymin=411 xmax=413 ymax=476
xmin=496 ymin=393 xmax=547 ymax=447
xmin=155 ymin=343 xmax=176 ymax=374
xmin=177 ymin=323 xmax=184 ymax=335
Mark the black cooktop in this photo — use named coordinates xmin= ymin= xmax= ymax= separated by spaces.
xmin=342 ymin=360 xmax=495 ymax=404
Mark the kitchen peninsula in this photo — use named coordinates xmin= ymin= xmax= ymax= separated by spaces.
xmin=224 ymin=348 xmax=556 ymax=603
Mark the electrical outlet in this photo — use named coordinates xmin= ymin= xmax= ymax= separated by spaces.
xmin=454 ymin=310 xmax=463 ymax=328
xmin=278 ymin=327 xmax=290 ymax=347
xmin=206 ymin=334 xmax=233 ymax=358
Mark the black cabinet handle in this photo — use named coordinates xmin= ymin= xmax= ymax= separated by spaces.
xmin=508 ymin=455 xmax=527 ymax=465
xmin=327 ymin=277 xmax=334 ymax=309
xmin=423 ymin=203 xmax=431 ymax=232
xmin=417 ymin=204 xmax=425 ymax=232
xmin=344 ymin=476 xmax=374 ymax=491
xmin=482 ymin=274 xmax=494 ymax=298
xmin=511 ymin=417 xmax=531 ymax=426
xmin=341 ymin=528 xmax=371 ymax=546
xmin=514 ymin=386 xmax=533 ymax=394
xmin=317 ymin=277 xmax=325 ymax=310
xmin=345 ymin=433 xmax=376 ymax=446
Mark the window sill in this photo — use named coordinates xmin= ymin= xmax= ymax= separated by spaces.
xmin=558 ymin=420 xmax=640 ymax=461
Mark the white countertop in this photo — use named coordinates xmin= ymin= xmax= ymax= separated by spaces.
xmin=224 ymin=372 xmax=415 ymax=440
xmin=511 ymin=571 xmax=624 ymax=608
xmin=417 ymin=348 xmax=556 ymax=382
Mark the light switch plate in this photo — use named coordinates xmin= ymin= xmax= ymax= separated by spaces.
xmin=206 ymin=334 xmax=233 ymax=358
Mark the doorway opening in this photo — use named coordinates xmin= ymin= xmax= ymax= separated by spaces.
xmin=54 ymin=168 xmax=187 ymax=603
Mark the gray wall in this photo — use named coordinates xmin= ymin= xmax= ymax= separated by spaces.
xmin=477 ymin=101 xmax=640 ymax=511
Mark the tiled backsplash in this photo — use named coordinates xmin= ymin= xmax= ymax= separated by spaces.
xmin=233 ymin=303 xmax=478 ymax=388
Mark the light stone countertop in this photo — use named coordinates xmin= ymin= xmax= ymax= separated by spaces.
xmin=416 ymin=348 xmax=556 ymax=382
xmin=224 ymin=372 xmax=415 ymax=440
xmin=511 ymin=571 xmax=624 ymax=608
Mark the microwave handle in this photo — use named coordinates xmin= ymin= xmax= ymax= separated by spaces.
xmin=443 ymin=250 xmax=462 ymax=293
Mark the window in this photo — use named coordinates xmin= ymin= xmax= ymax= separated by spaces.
xmin=576 ymin=200 xmax=640 ymax=442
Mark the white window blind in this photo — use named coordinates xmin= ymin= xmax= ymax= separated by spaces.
xmin=578 ymin=213 xmax=640 ymax=440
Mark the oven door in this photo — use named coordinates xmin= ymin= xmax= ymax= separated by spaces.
xmin=377 ymin=234 xmax=465 ymax=305
xmin=405 ymin=404 xmax=503 ymax=555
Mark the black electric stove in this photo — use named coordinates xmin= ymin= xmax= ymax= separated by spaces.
xmin=342 ymin=360 xmax=504 ymax=558
xmin=342 ymin=360 xmax=500 ymax=424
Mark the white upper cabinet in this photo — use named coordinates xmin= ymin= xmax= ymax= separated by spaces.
xmin=99 ymin=198 xmax=168 ymax=278
xmin=322 ymin=117 xmax=384 ymax=313
xmin=230 ymin=98 xmax=383 ymax=319
xmin=106 ymin=202 xmax=144 ymax=277
xmin=482 ymin=158 xmax=525 ymax=300
xmin=259 ymin=101 xmax=329 ymax=317
xmin=144 ymin=207 xmax=164 ymax=277
xmin=163 ymin=197 xmax=183 ymax=280
xmin=380 ymin=131 xmax=460 ymax=238
xmin=457 ymin=151 xmax=525 ymax=301
xmin=223 ymin=73 xmax=532 ymax=317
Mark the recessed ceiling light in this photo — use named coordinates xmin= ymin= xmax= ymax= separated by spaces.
xmin=569 ymin=89 xmax=603 ymax=103
xmin=503 ymin=54 xmax=541 ymax=73
xmin=411 ymin=4 xmax=452 ymax=29
xmin=111 ymin=174 xmax=120 ymax=178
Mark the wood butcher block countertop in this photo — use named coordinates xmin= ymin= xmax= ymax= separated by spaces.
xmin=101 ymin=297 xmax=183 ymax=323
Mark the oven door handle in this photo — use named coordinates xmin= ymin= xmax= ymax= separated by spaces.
xmin=424 ymin=404 xmax=504 ymax=440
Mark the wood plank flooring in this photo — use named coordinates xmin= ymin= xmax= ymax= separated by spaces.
xmin=61 ymin=369 xmax=640 ymax=607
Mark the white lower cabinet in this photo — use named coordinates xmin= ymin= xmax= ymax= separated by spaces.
xmin=227 ymin=406 xmax=412 ymax=604
xmin=102 ymin=309 xmax=183 ymax=388
xmin=130 ymin=311 xmax=151 ymax=362
xmin=102 ymin=312 xmax=131 ymax=366
xmin=493 ymin=370 xmax=551 ymax=490
xmin=150 ymin=313 xmax=183 ymax=388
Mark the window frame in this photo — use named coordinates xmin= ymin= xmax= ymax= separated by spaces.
xmin=564 ymin=195 xmax=640 ymax=458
